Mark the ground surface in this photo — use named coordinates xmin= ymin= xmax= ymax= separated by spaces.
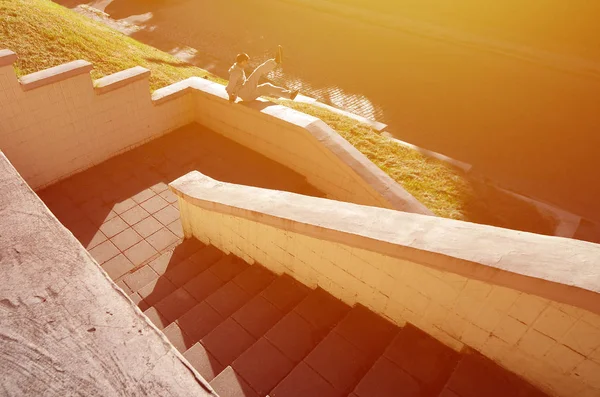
xmin=53 ymin=0 xmax=600 ymax=222
xmin=36 ymin=124 xmax=322 ymax=274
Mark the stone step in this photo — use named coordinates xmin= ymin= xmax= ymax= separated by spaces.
xmin=352 ymin=324 xmax=460 ymax=397
xmin=210 ymin=287 xmax=348 ymax=397
xmin=271 ymin=304 xmax=397 ymax=397
xmin=440 ymin=349 xmax=550 ymax=397
xmin=185 ymin=274 xmax=309 ymax=384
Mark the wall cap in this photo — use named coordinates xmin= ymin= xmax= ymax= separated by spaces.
xmin=0 ymin=49 xmax=17 ymax=67
xmin=19 ymin=60 xmax=93 ymax=91
xmin=170 ymin=171 xmax=600 ymax=315
xmin=94 ymin=66 xmax=150 ymax=94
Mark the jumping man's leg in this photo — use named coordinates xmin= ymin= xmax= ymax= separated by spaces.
xmin=245 ymin=59 xmax=278 ymax=90
xmin=255 ymin=83 xmax=292 ymax=99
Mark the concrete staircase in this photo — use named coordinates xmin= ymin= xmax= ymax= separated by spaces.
xmin=121 ymin=238 xmax=550 ymax=397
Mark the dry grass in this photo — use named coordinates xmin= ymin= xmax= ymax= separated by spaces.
xmin=0 ymin=0 xmax=556 ymax=233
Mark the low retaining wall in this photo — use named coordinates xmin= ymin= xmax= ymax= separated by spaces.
xmin=0 ymin=152 xmax=215 ymax=396
xmin=170 ymin=171 xmax=600 ymax=397
xmin=0 ymin=49 xmax=430 ymax=214
xmin=0 ymin=50 xmax=194 ymax=189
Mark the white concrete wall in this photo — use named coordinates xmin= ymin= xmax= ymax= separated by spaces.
xmin=171 ymin=172 xmax=600 ymax=397
xmin=189 ymin=78 xmax=430 ymax=214
xmin=0 ymin=58 xmax=193 ymax=189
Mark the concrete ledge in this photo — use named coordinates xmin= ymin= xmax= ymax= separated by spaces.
xmin=152 ymin=79 xmax=195 ymax=105
xmin=295 ymin=93 xmax=388 ymax=131
xmin=305 ymin=120 xmax=433 ymax=215
xmin=94 ymin=66 xmax=150 ymax=94
xmin=0 ymin=49 xmax=17 ymax=67
xmin=0 ymin=153 xmax=215 ymax=396
xmin=171 ymin=171 xmax=600 ymax=315
xmin=19 ymin=60 xmax=93 ymax=91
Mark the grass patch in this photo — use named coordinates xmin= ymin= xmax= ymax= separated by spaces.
xmin=0 ymin=0 xmax=556 ymax=233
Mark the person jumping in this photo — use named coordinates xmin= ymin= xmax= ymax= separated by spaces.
xmin=226 ymin=46 xmax=299 ymax=103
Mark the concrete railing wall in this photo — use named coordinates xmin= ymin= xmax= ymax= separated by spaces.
xmin=0 ymin=49 xmax=430 ymax=214
xmin=170 ymin=171 xmax=600 ymax=397
xmin=0 ymin=51 xmax=194 ymax=190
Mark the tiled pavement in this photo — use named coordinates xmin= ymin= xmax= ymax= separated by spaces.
xmin=36 ymin=124 xmax=549 ymax=397
xmin=37 ymin=123 xmax=322 ymax=283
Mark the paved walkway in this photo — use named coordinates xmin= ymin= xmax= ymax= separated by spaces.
xmin=37 ymin=124 xmax=322 ymax=283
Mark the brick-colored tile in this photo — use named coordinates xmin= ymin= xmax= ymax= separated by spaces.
xmin=130 ymin=292 xmax=149 ymax=312
xmin=202 ymin=318 xmax=256 ymax=367
xmin=166 ymin=257 xmax=211 ymax=287
xmin=89 ymin=240 xmax=120 ymax=265
xmin=140 ymin=195 xmax=169 ymax=214
xmin=261 ymin=274 xmax=310 ymax=313
xmin=184 ymin=342 xmax=225 ymax=382
xmin=172 ymin=238 xmax=205 ymax=260
xmin=143 ymin=306 xmax=170 ymax=329
xmin=83 ymin=229 xmax=108 ymax=250
xmin=233 ymin=265 xmax=276 ymax=296
xmin=132 ymin=216 xmax=163 ymax=238
xmin=123 ymin=265 xmax=159 ymax=292
xmin=205 ymin=282 xmax=251 ymax=318
xmin=148 ymin=248 xmax=184 ymax=275
xmin=101 ymin=253 xmax=134 ymax=280
xmin=163 ymin=322 xmax=194 ymax=353
xmin=270 ymin=361 xmax=341 ymax=397
xmin=354 ymin=357 xmax=422 ymax=397
xmin=159 ymin=188 xmax=178 ymax=204
xmin=335 ymin=305 xmax=398 ymax=358
xmin=146 ymin=227 xmax=180 ymax=252
xmin=154 ymin=204 xmax=180 ymax=226
xmin=149 ymin=181 xmax=169 ymax=194
xmin=116 ymin=279 xmax=133 ymax=295
xmin=155 ymin=288 xmax=197 ymax=323
xmin=305 ymin=332 xmax=369 ymax=392
xmin=177 ymin=301 xmax=224 ymax=341
xmin=232 ymin=338 xmax=294 ymax=395
xmin=233 ymin=296 xmax=283 ymax=339
xmin=111 ymin=198 xmax=137 ymax=214
xmin=137 ymin=276 xmax=177 ymax=306
xmin=294 ymin=288 xmax=350 ymax=333
xmin=208 ymin=256 xmax=248 ymax=282
xmin=183 ymin=270 xmax=224 ymax=302
xmin=120 ymin=205 xmax=150 ymax=226
xmin=210 ymin=366 xmax=259 ymax=397
xmin=167 ymin=218 xmax=184 ymax=238
xmin=124 ymin=240 xmax=158 ymax=266
xmin=99 ymin=216 xmax=129 ymax=238
xmin=110 ymin=228 xmax=143 ymax=252
xmin=131 ymin=188 xmax=155 ymax=204
xmin=384 ymin=324 xmax=460 ymax=393
xmin=265 ymin=311 xmax=320 ymax=363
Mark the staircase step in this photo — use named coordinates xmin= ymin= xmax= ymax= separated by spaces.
xmin=210 ymin=366 xmax=259 ymax=397
xmin=183 ymin=342 xmax=225 ymax=382
xmin=269 ymin=361 xmax=340 ymax=397
xmin=162 ymin=322 xmax=191 ymax=353
xmin=264 ymin=311 xmax=321 ymax=363
xmin=441 ymin=350 xmax=550 ymax=397
xmin=383 ymin=324 xmax=461 ymax=394
xmin=165 ymin=245 xmax=224 ymax=286
xmin=352 ymin=357 xmax=423 ymax=397
xmin=182 ymin=266 xmax=225 ymax=302
xmin=304 ymin=331 xmax=371 ymax=393
xmin=293 ymin=287 xmax=350 ymax=334
xmin=335 ymin=304 xmax=398 ymax=359
xmin=231 ymin=338 xmax=295 ymax=396
xmin=259 ymin=274 xmax=310 ymax=312
xmin=153 ymin=287 xmax=197 ymax=323
xmin=232 ymin=295 xmax=283 ymax=339
xmin=177 ymin=301 xmax=225 ymax=341
xmin=137 ymin=276 xmax=177 ymax=306
xmin=204 ymin=281 xmax=252 ymax=318
xmin=202 ymin=317 xmax=257 ymax=370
